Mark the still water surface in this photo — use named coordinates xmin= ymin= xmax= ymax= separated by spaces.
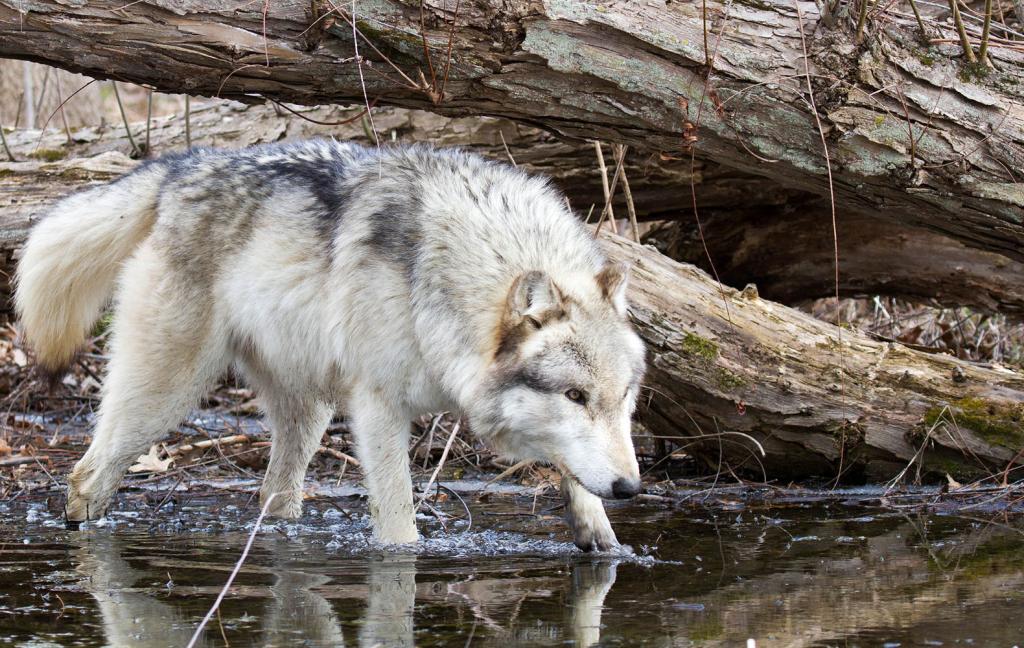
xmin=1 ymin=490 xmax=1022 ymax=646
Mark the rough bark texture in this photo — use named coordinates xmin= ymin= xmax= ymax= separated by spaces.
xmin=647 ymin=206 xmax=1024 ymax=316
xmin=0 ymin=100 xmax=799 ymax=318
xmin=603 ymin=234 xmax=1024 ymax=481
xmin=5 ymin=124 xmax=1023 ymax=479
xmin=0 ymin=0 xmax=1021 ymax=262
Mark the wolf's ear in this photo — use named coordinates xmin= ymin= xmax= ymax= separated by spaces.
xmin=507 ymin=270 xmax=566 ymax=328
xmin=596 ymin=262 xmax=629 ymax=316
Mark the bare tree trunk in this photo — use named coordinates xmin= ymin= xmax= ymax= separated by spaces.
xmin=0 ymin=0 xmax=1021 ymax=262
xmin=4 ymin=120 xmax=1023 ymax=480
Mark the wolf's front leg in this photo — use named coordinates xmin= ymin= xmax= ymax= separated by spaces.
xmin=561 ymin=474 xmax=619 ymax=552
xmin=349 ymin=386 xmax=419 ymax=544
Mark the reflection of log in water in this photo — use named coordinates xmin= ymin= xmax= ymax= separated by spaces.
xmin=664 ymin=517 xmax=1024 ymax=647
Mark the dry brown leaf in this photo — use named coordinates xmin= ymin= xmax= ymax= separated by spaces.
xmin=129 ymin=445 xmax=174 ymax=473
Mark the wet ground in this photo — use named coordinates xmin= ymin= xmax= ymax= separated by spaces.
xmin=1 ymin=487 xmax=1023 ymax=647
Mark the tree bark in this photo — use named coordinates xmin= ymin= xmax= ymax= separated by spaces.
xmin=647 ymin=205 xmax=1024 ymax=316
xmin=603 ymin=234 xmax=1024 ymax=482
xmin=0 ymin=100 xmax=802 ymax=318
xmin=0 ymin=0 xmax=1021 ymax=262
xmin=5 ymin=124 xmax=1023 ymax=480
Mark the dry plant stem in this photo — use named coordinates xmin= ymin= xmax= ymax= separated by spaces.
xmin=856 ymin=0 xmax=871 ymax=42
xmin=416 ymin=420 xmax=460 ymax=511
xmin=593 ymin=144 xmax=626 ymax=237
xmin=186 ymin=492 xmax=277 ymax=648
xmin=978 ymin=0 xmax=994 ymax=66
xmin=318 ymin=445 xmax=361 ymax=467
xmin=54 ymin=74 xmax=72 ymax=144
xmin=184 ymin=95 xmax=191 ymax=149
xmin=794 ymin=0 xmax=846 ymax=480
xmin=614 ymin=144 xmax=641 ymax=243
xmin=0 ymin=121 xmax=13 ymax=162
xmin=110 ymin=82 xmax=141 ymax=157
xmin=144 ymin=89 xmax=153 ymax=154
xmin=592 ymin=141 xmax=617 ymax=231
xmin=906 ymin=0 xmax=930 ymax=39
xmin=949 ymin=0 xmax=979 ymax=62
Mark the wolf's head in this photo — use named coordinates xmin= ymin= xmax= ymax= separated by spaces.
xmin=473 ymin=263 xmax=646 ymax=500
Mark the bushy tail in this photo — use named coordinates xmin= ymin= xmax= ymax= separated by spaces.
xmin=15 ymin=164 xmax=167 ymax=376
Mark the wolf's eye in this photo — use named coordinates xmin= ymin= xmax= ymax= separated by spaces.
xmin=564 ymin=389 xmax=587 ymax=405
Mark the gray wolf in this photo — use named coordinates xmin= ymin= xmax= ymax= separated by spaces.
xmin=15 ymin=140 xmax=646 ymax=550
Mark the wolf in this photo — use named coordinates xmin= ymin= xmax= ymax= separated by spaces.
xmin=15 ymin=140 xmax=646 ymax=550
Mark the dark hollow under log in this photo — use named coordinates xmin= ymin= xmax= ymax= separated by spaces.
xmin=646 ymin=205 xmax=1024 ymax=317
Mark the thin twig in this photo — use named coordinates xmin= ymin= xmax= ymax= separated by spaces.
xmin=184 ymin=96 xmax=192 ymax=149
xmin=111 ymin=82 xmax=141 ymax=157
xmin=416 ymin=420 xmax=460 ymax=510
xmin=593 ymin=141 xmax=617 ymax=229
xmin=949 ymin=0 xmax=979 ymax=62
xmin=144 ymin=88 xmax=153 ymax=156
xmin=498 ymin=130 xmax=517 ymax=167
xmin=615 ymin=144 xmax=641 ymax=243
xmin=978 ymin=0 xmax=994 ymax=66
xmin=593 ymin=143 xmax=626 ymax=237
xmin=54 ymin=74 xmax=73 ymax=144
xmin=856 ymin=0 xmax=872 ymax=42
xmin=906 ymin=0 xmax=930 ymax=40
xmin=794 ymin=0 xmax=846 ymax=485
xmin=264 ymin=97 xmax=375 ymax=125
xmin=186 ymin=493 xmax=277 ymax=648
xmin=0 ymin=119 xmax=14 ymax=162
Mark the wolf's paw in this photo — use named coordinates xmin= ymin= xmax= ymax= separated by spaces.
xmin=573 ymin=523 xmax=620 ymax=553
xmin=261 ymin=490 xmax=303 ymax=519
xmin=64 ymin=490 xmax=108 ymax=527
xmin=372 ymin=521 xmax=420 ymax=546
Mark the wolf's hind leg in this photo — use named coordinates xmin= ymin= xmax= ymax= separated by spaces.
xmin=258 ymin=391 xmax=333 ymax=519
xmin=561 ymin=474 xmax=619 ymax=552
xmin=348 ymin=385 xmax=418 ymax=544
xmin=66 ymin=244 xmax=228 ymax=523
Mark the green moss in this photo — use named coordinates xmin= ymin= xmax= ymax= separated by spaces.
xmin=0 ymin=169 xmax=14 ymax=179
xmin=924 ymin=397 xmax=1024 ymax=448
xmin=914 ymin=48 xmax=936 ymax=66
xmin=715 ymin=369 xmax=746 ymax=390
xmin=680 ymin=332 xmax=718 ymax=361
xmin=28 ymin=148 xmax=67 ymax=162
xmin=957 ymin=62 xmax=990 ymax=83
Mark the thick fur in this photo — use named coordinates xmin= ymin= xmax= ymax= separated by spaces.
xmin=15 ymin=141 xmax=646 ymax=548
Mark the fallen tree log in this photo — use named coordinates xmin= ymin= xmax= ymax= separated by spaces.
xmin=603 ymin=234 xmax=1024 ymax=482
xmin=647 ymin=206 xmax=1024 ymax=316
xmin=5 ymin=139 xmax=1023 ymax=481
xmin=0 ymin=100 xmax=802 ymax=319
xmin=1 ymin=0 xmax=1021 ymax=263
xmin=4 ymin=100 xmax=1023 ymax=320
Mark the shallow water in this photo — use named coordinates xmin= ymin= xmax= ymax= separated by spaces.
xmin=1 ymin=491 xmax=1023 ymax=647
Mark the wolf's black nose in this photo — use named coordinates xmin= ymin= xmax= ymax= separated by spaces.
xmin=611 ymin=478 xmax=641 ymax=499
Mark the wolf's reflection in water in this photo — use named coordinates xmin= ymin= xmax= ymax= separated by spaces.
xmin=72 ymin=533 xmax=616 ymax=647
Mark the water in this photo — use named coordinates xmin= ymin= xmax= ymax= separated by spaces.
xmin=1 ymin=491 xmax=1022 ymax=646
